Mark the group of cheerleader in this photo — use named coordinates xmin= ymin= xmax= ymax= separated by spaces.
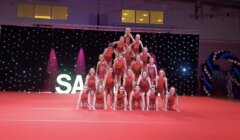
xmin=76 ymin=28 xmax=180 ymax=112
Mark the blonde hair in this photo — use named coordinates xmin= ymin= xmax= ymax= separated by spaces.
xmin=125 ymin=27 xmax=131 ymax=31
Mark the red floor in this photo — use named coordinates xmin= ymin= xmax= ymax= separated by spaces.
xmin=0 ymin=92 xmax=240 ymax=140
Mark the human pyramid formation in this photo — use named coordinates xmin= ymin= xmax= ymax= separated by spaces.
xmin=76 ymin=28 xmax=180 ymax=112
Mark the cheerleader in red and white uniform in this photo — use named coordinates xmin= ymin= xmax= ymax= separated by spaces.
xmin=129 ymin=85 xmax=145 ymax=111
xmin=94 ymin=85 xmax=107 ymax=110
xmin=146 ymin=85 xmax=159 ymax=111
xmin=156 ymin=69 xmax=168 ymax=109
xmin=123 ymin=69 xmax=135 ymax=98
xmin=129 ymin=34 xmax=144 ymax=56
xmin=96 ymin=54 xmax=108 ymax=84
xmin=113 ymin=36 xmax=127 ymax=56
xmin=124 ymin=27 xmax=134 ymax=46
xmin=131 ymin=55 xmax=143 ymax=81
xmin=103 ymin=67 xmax=116 ymax=108
xmin=113 ymin=54 xmax=127 ymax=87
xmin=164 ymin=87 xmax=180 ymax=112
xmin=147 ymin=58 xmax=157 ymax=85
xmin=76 ymin=86 xmax=88 ymax=110
xmin=103 ymin=43 xmax=115 ymax=67
xmin=113 ymin=86 xmax=128 ymax=111
xmin=140 ymin=47 xmax=151 ymax=70
xmin=85 ymin=68 xmax=97 ymax=110
xmin=124 ymin=46 xmax=134 ymax=68
xmin=137 ymin=71 xmax=151 ymax=110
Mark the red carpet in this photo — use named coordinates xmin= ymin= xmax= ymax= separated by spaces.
xmin=0 ymin=92 xmax=240 ymax=140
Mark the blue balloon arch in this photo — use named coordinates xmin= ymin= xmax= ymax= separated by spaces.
xmin=201 ymin=50 xmax=240 ymax=96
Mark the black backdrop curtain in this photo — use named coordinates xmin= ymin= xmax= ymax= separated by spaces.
xmin=0 ymin=25 xmax=199 ymax=95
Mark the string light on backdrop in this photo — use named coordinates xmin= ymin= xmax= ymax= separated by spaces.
xmin=182 ymin=67 xmax=187 ymax=72
xmin=0 ymin=25 xmax=199 ymax=95
xmin=201 ymin=50 xmax=240 ymax=96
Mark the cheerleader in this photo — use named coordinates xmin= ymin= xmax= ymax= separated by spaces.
xmin=156 ymin=69 xmax=168 ymax=109
xmin=76 ymin=86 xmax=88 ymax=110
xmin=146 ymin=85 xmax=158 ymax=111
xmin=129 ymin=34 xmax=144 ymax=56
xmin=85 ymin=68 xmax=97 ymax=110
xmin=123 ymin=69 xmax=135 ymax=98
xmin=96 ymin=54 xmax=108 ymax=84
xmin=124 ymin=27 xmax=134 ymax=46
xmin=137 ymin=71 xmax=152 ymax=110
xmin=124 ymin=46 xmax=134 ymax=68
xmin=164 ymin=87 xmax=180 ymax=112
xmin=129 ymin=85 xmax=145 ymax=111
xmin=137 ymin=71 xmax=151 ymax=95
xmin=131 ymin=55 xmax=143 ymax=81
xmin=103 ymin=43 xmax=115 ymax=66
xmin=103 ymin=68 xmax=116 ymax=107
xmin=113 ymin=86 xmax=128 ymax=111
xmin=146 ymin=58 xmax=157 ymax=84
xmin=113 ymin=53 xmax=127 ymax=87
xmin=113 ymin=36 xmax=127 ymax=56
xmin=95 ymin=85 xmax=107 ymax=110
xmin=140 ymin=47 xmax=151 ymax=70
